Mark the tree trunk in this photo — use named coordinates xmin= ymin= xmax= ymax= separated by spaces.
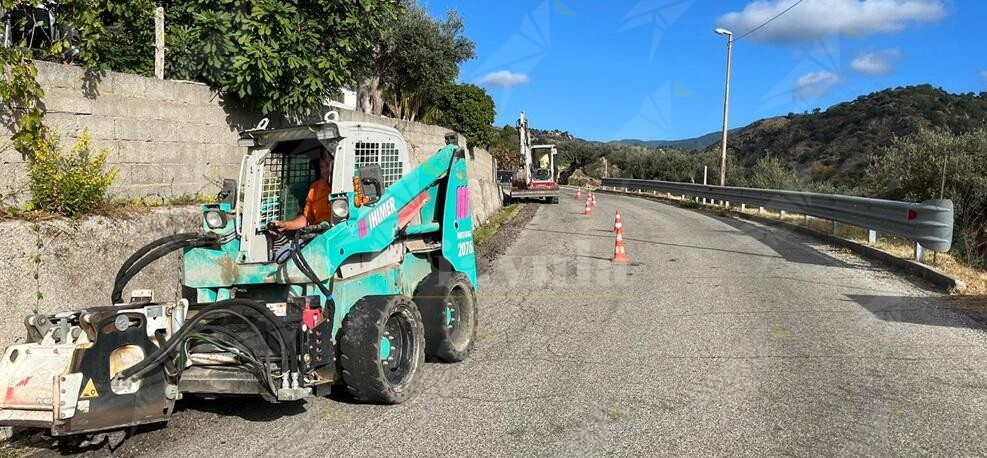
xmin=358 ymin=79 xmax=373 ymax=114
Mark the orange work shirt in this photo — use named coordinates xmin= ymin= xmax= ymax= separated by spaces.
xmin=303 ymin=179 xmax=332 ymax=224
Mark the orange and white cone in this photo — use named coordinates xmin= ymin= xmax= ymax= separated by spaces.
xmin=583 ymin=196 xmax=593 ymax=215
xmin=591 ymin=192 xmax=598 ymax=207
xmin=611 ymin=231 xmax=630 ymax=264
xmin=576 ymin=188 xmax=582 ymax=200
xmin=613 ymin=210 xmax=623 ymax=235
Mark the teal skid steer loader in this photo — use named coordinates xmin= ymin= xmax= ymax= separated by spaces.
xmin=0 ymin=116 xmax=479 ymax=444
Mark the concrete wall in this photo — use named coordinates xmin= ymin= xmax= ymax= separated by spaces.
xmin=0 ymin=207 xmax=200 ymax=350
xmin=1 ymin=61 xmax=501 ymax=225
xmin=337 ymin=110 xmax=502 ymax=225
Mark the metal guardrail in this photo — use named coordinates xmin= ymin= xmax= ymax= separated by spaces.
xmin=600 ymin=178 xmax=954 ymax=253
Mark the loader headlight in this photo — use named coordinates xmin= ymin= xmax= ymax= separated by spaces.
xmin=204 ymin=210 xmax=227 ymax=229
xmin=330 ymin=197 xmax=349 ymax=220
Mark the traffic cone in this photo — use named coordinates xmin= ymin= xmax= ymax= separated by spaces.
xmin=611 ymin=231 xmax=630 ymax=264
xmin=591 ymin=193 xmax=598 ymax=208
xmin=576 ymin=188 xmax=582 ymax=200
xmin=613 ymin=210 xmax=623 ymax=235
xmin=583 ymin=196 xmax=593 ymax=215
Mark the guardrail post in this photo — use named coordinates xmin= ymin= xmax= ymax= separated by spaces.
xmin=780 ymin=210 xmax=786 ymax=219
xmin=867 ymin=229 xmax=877 ymax=245
xmin=758 ymin=207 xmax=764 ymax=216
xmin=725 ymin=201 xmax=730 ymax=208
xmin=914 ymin=243 xmax=925 ymax=263
xmin=740 ymin=203 xmax=746 ymax=212
xmin=805 ymin=215 xmax=811 ymax=226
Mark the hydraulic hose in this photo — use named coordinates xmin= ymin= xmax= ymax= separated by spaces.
xmin=289 ymin=240 xmax=336 ymax=325
xmin=118 ymin=298 xmax=293 ymax=381
xmin=111 ymin=233 xmax=218 ymax=304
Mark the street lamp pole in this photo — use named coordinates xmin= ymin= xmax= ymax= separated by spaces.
xmin=715 ymin=28 xmax=733 ymax=187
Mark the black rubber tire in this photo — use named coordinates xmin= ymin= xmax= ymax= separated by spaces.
xmin=414 ymin=272 xmax=478 ymax=362
xmin=340 ymin=295 xmax=425 ymax=403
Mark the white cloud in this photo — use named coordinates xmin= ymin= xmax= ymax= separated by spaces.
xmin=851 ymin=49 xmax=901 ymax=75
xmin=716 ymin=0 xmax=947 ymax=43
xmin=479 ymin=70 xmax=531 ymax=88
xmin=794 ymin=71 xmax=840 ymax=99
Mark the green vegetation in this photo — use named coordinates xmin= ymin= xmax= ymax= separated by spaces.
xmin=358 ymin=0 xmax=475 ymax=121
xmin=713 ymin=85 xmax=987 ymax=188
xmin=427 ymin=83 xmax=495 ymax=149
xmin=473 ymin=203 xmax=522 ymax=246
xmin=866 ymin=127 xmax=987 ymax=267
xmin=167 ymin=0 xmax=399 ymax=117
xmin=0 ymin=1 xmax=104 ymax=160
xmin=27 ymin=130 xmax=117 ymax=217
xmin=22 ymin=1 xmax=401 ymax=118
xmin=748 ymin=155 xmax=797 ymax=190
xmin=488 ymin=124 xmax=520 ymax=169
xmin=614 ymin=130 xmax=729 ymax=150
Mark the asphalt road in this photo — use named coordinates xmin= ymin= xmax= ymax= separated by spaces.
xmin=31 ymin=188 xmax=987 ymax=456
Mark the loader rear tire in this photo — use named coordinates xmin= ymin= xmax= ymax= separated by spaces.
xmin=340 ymin=296 xmax=425 ymax=404
xmin=414 ymin=272 xmax=477 ymax=362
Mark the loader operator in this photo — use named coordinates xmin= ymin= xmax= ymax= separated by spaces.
xmin=273 ymin=152 xmax=333 ymax=231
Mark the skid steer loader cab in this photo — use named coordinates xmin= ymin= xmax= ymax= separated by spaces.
xmin=233 ymin=121 xmax=412 ymax=264
xmin=0 ymin=116 xmax=479 ymax=441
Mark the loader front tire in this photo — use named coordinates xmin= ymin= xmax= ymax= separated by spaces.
xmin=415 ymin=272 xmax=478 ymax=362
xmin=340 ymin=295 xmax=425 ymax=404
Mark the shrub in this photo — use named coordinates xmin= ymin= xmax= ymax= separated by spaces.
xmin=749 ymin=155 xmax=797 ymax=190
xmin=866 ymin=127 xmax=987 ymax=266
xmin=28 ymin=129 xmax=117 ymax=216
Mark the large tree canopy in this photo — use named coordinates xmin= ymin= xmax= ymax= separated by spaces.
xmin=358 ymin=0 xmax=475 ymax=121
xmin=56 ymin=0 xmax=400 ymax=118
xmin=427 ymin=83 xmax=494 ymax=149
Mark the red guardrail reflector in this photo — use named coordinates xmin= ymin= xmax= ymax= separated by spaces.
xmin=906 ymin=209 xmax=917 ymax=220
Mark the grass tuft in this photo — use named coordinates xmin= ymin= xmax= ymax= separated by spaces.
xmin=474 ymin=203 xmax=523 ymax=246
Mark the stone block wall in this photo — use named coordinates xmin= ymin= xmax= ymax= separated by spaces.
xmin=0 ymin=61 xmax=248 ymax=202
xmin=0 ymin=61 xmax=501 ymax=225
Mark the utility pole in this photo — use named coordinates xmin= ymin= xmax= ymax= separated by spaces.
xmin=154 ymin=7 xmax=165 ymax=79
xmin=603 ymin=157 xmax=608 ymax=178
xmin=715 ymin=28 xmax=733 ymax=186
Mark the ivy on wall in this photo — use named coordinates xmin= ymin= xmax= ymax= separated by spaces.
xmin=0 ymin=1 xmax=113 ymax=213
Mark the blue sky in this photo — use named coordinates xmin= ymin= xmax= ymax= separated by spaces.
xmin=422 ymin=0 xmax=986 ymax=142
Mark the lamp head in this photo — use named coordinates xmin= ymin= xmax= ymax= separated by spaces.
xmin=714 ymin=28 xmax=733 ymax=36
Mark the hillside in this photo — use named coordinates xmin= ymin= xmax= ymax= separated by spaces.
xmin=614 ymin=130 xmax=733 ymax=151
xmin=712 ymin=85 xmax=987 ymax=185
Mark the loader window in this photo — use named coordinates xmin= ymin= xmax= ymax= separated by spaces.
xmin=257 ymin=139 xmax=327 ymax=230
xmin=354 ymin=141 xmax=403 ymax=188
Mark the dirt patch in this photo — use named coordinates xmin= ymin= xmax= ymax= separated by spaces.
xmin=476 ymin=204 xmax=538 ymax=275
